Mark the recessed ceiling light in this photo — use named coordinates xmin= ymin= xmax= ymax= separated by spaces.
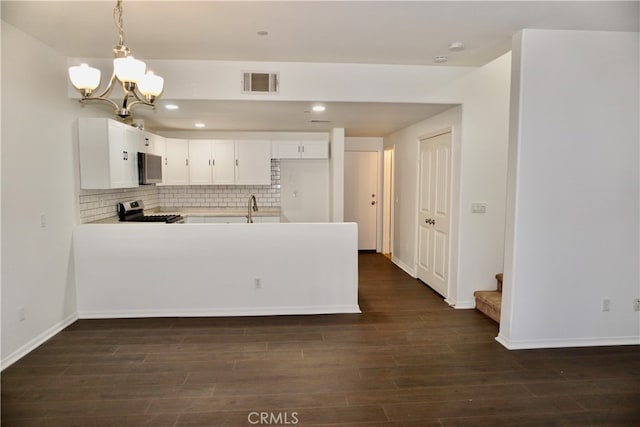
xmin=257 ymin=30 xmax=269 ymax=36
xmin=194 ymin=123 xmax=205 ymax=128
xmin=164 ymin=104 xmax=179 ymax=110
xmin=434 ymin=56 xmax=448 ymax=64
xmin=312 ymin=105 xmax=326 ymax=112
xmin=448 ymin=41 xmax=465 ymax=51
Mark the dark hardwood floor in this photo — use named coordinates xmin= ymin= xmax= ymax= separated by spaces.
xmin=2 ymin=253 xmax=639 ymax=426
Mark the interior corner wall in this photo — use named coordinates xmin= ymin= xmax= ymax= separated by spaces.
xmin=499 ymin=29 xmax=640 ymax=349
xmin=0 ymin=22 xmax=92 ymax=369
xmin=330 ymin=128 xmax=345 ymax=222
xmin=385 ymin=51 xmax=512 ymax=308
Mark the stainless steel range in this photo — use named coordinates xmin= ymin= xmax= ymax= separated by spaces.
xmin=116 ymin=200 xmax=183 ymax=223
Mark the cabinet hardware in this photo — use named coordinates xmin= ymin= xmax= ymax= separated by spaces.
xmin=185 ymin=159 xmax=189 ymax=166
xmin=212 ymin=159 xmax=215 ymax=166
xmin=236 ymin=159 xmax=239 ymax=166
xmin=164 ymin=158 xmax=168 ymax=166
xmin=371 ymin=201 xmax=376 ymax=205
xmin=301 ymin=145 xmax=305 ymax=153
xmin=209 ymin=159 xmax=211 ymax=166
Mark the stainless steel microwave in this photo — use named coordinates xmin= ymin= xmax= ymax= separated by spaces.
xmin=138 ymin=152 xmax=163 ymax=184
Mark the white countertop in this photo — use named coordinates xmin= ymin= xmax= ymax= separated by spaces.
xmin=88 ymin=207 xmax=281 ymax=224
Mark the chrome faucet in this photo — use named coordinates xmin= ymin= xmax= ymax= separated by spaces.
xmin=247 ymin=194 xmax=258 ymax=223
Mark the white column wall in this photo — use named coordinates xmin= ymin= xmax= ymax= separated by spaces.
xmin=385 ymin=52 xmax=512 ymax=308
xmin=500 ymin=29 xmax=639 ymax=349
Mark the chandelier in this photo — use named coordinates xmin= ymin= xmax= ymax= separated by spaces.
xmin=68 ymin=0 xmax=164 ymax=119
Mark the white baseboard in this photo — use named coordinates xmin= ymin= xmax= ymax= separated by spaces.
xmin=1 ymin=313 xmax=78 ymax=371
xmin=445 ymin=298 xmax=476 ymax=309
xmin=391 ymin=256 xmax=417 ymax=277
xmin=78 ymin=305 xmax=362 ymax=319
xmin=496 ymin=333 xmax=640 ymax=350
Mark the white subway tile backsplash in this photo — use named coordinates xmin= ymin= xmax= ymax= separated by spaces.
xmin=79 ymin=186 xmax=161 ymax=223
xmin=158 ymin=160 xmax=281 ymax=209
xmin=79 ymin=161 xmax=280 ymax=222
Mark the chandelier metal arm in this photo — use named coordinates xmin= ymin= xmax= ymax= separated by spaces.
xmin=78 ymin=95 xmax=121 ymax=113
xmin=90 ymin=72 xmax=118 ymax=100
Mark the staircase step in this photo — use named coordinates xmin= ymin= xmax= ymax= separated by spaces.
xmin=473 ymin=290 xmax=501 ymax=323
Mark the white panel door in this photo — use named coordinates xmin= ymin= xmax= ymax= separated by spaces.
xmin=344 ymin=151 xmax=378 ymax=250
xmin=417 ymin=132 xmax=451 ymax=298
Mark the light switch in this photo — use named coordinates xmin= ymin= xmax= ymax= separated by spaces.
xmin=471 ymin=203 xmax=487 ymax=214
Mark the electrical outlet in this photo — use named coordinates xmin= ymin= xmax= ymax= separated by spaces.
xmin=634 ymin=298 xmax=640 ymax=312
xmin=254 ymin=277 xmax=262 ymax=289
xmin=602 ymin=298 xmax=611 ymax=312
xmin=18 ymin=306 xmax=26 ymax=322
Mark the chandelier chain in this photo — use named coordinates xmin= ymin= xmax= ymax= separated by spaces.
xmin=113 ymin=0 xmax=125 ymax=47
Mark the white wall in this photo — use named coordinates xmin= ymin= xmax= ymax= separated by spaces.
xmin=500 ymin=30 xmax=639 ymax=349
xmin=0 ymin=22 xmax=95 ymax=368
xmin=330 ymin=128 xmax=345 ymax=222
xmin=385 ymin=51 xmax=512 ymax=308
xmin=69 ymin=58 xmax=475 ymax=103
xmin=74 ymin=223 xmax=359 ymax=317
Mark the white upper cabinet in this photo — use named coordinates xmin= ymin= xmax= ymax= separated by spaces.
xmin=187 ymin=139 xmax=237 ymax=185
xmin=212 ymin=140 xmax=236 ymax=184
xmin=142 ymin=131 xmax=165 ymax=157
xmin=163 ymin=138 xmax=190 ymax=185
xmin=188 ymin=140 xmax=214 ymax=185
xmin=235 ymin=140 xmax=272 ymax=185
xmin=271 ymin=139 xmax=329 ymax=159
xmin=78 ymin=118 xmax=140 ymax=189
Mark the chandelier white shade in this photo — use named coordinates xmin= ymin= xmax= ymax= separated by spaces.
xmin=68 ymin=0 xmax=164 ymax=119
xmin=68 ymin=64 xmax=101 ymax=93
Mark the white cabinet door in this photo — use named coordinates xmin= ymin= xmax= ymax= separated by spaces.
xmin=271 ymin=141 xmax=301 ymax=159
xmin=301 ymin=140 xmax=329 ymax=159
xmin=271 ymin=139 xmax=329 ymax=159
xmin=106 ymin=122 xmax=130 ymax=188
xmin=212 ymin=140 xmax=236 ymax=184
xmin=256 ymin=216 xmax=281 ymax=223
xmin=78 ymin=118 xmax=140 ymax=189
xmin=121 ymin=125 xmax=142 ymax=187
xmin=235 ymin=140 xmax=272 ymax=185
xmin=142 ymin=132 xmax=166 ymax=157
xmin=163 ymin=138 xmax=190 ymax=185
xmin=188 ymin=140 xmax=213 ymax=184
xmin=205 ymin=216 xmax=247 ymax=224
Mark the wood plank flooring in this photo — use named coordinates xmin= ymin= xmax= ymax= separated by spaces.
xmin=2 ymin=253 xmax=639 ymax=426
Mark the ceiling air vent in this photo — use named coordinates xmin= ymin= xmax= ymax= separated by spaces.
xmin=242 ymin=71 xmax=279 ymax=94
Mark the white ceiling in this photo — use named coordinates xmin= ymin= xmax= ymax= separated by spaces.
xmin=3 ymin=1 xmax=638 ymax=136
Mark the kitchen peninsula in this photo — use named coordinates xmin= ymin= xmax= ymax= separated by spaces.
xmin=73 ymin=221 xmax=359 ymax=318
